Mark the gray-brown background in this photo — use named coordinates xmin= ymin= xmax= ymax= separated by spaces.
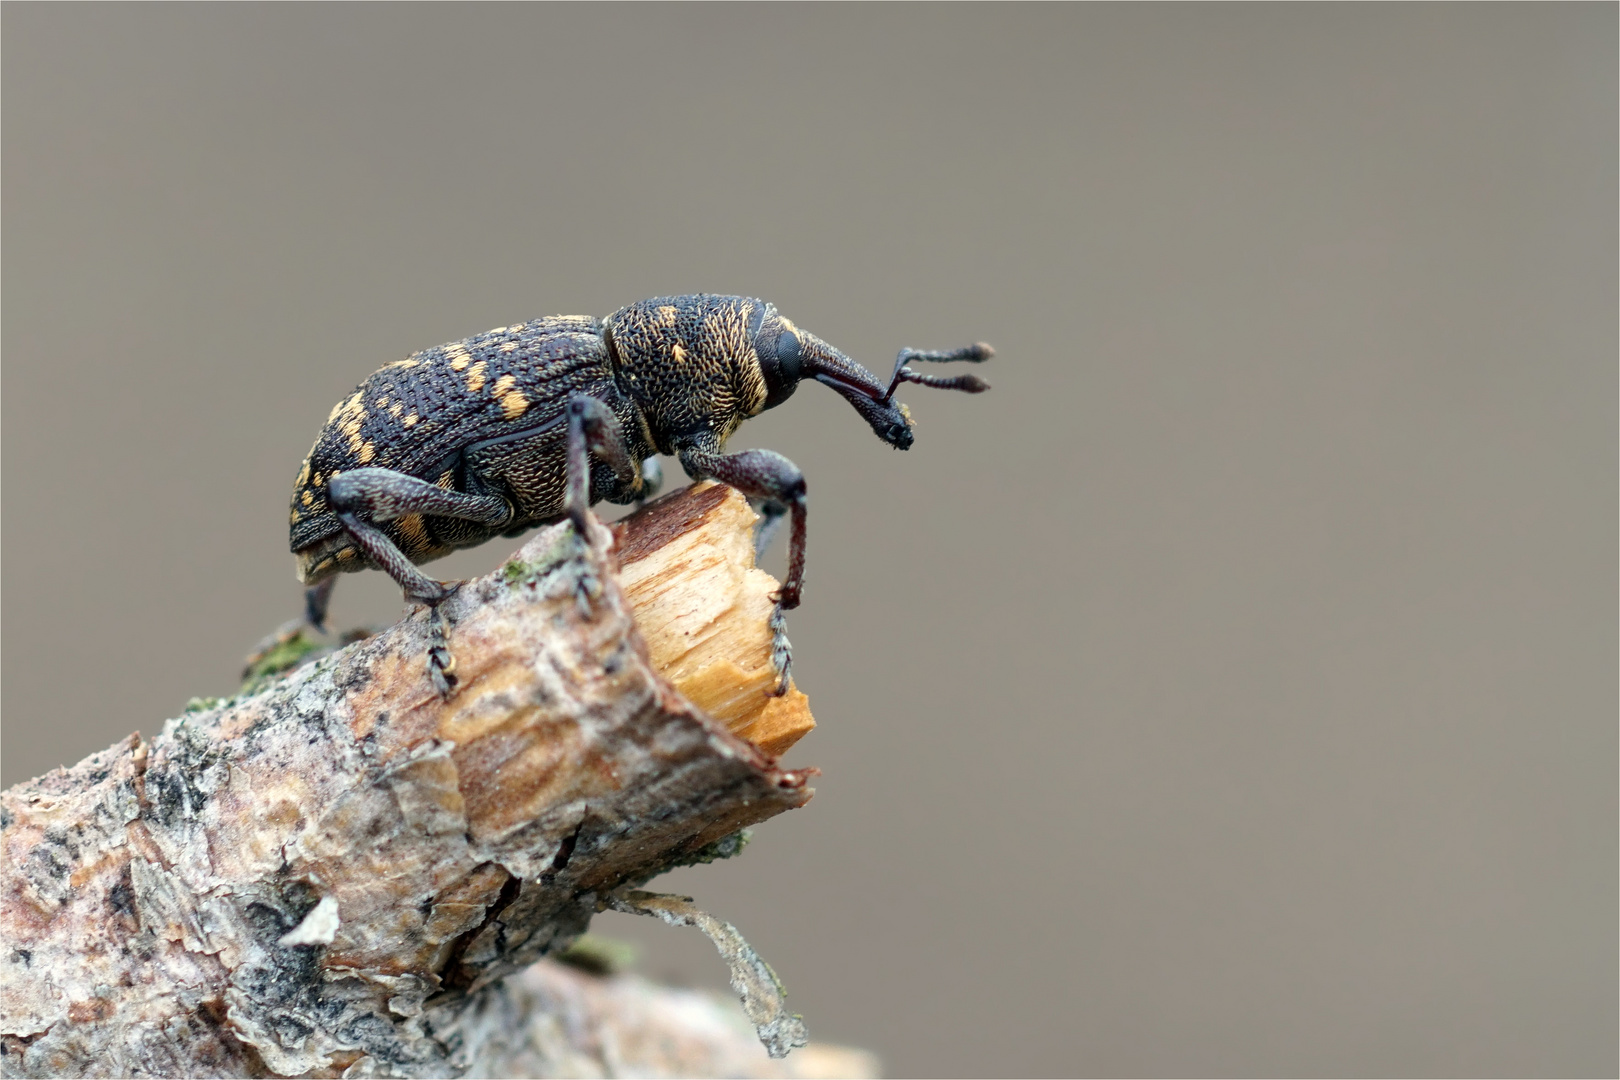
xmin=4 ymin=5 xmax=1614 ymax=1076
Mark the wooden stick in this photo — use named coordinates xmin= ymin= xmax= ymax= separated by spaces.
xmin=0 ymin=484 xmax=849 ymax=1078
xmin=612 ymin=481 xmax=815 ymax=757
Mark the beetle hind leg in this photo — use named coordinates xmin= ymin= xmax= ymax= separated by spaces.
xmin=327 ymin=467 xmax=514 ymax=697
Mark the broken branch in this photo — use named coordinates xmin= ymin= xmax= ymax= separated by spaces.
xmin=1 ymin=484 xmax=847 ymax=1078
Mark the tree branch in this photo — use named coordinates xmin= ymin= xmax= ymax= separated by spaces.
xmin=1 ymin=484 xmax=859 ymax=1078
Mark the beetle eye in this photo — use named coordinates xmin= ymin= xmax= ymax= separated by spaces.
xmin=756 ymin=321 xmax=804 ymax=411
xmin=775 ymin=332 xmax=802 ymax=383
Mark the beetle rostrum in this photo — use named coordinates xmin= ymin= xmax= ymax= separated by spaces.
xmin=288 ymin=294 xmax=992 ymax=697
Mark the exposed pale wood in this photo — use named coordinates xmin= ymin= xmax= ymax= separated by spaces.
xmin=0 ymin=486 xmax=855 ymax=1079
xmin=613 ymin=482 xmax=815 ymax=757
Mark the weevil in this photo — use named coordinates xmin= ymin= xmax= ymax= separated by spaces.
xmin=289 ymin=294 xmax=992 ymax=696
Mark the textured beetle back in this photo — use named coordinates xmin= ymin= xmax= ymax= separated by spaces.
xmin=290 ymin=316 xmax=616 ymax=567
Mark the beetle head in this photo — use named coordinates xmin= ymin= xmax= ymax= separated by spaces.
xmin=752 ymin=306 xmax=992 ymax=450
xmin=751 ymin=306 xmax=806 ymax=412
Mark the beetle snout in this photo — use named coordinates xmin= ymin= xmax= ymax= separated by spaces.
xmin=882 ymin=420 xmax=915 ymax=450
xmin=873 ymin=404 xmax=914 ymax=449
xmin=840 ymin=385 xmax=915 ymax=449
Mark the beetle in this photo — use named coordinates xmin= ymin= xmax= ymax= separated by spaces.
xmin=289 ymin=294 xmax=991 ymax=696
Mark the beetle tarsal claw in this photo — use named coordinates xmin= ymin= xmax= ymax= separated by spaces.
xmin=768 ymin=604 xmax=793 ymax=696
xmin=606 ymin=889 xmax=809 ymax=1059
xmin=426 ymin=598 xmax=459 ymax=698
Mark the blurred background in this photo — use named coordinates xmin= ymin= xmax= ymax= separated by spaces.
xmin=4 ymin=6 xmax=1613 ymax=1076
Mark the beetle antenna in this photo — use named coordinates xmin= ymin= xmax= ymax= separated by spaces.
xmin=883 ymin=343 xmax=995 ymax=403
xmin=892 ymin=369 xmax=991 ymax=395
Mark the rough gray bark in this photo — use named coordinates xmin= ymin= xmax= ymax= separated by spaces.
xmin=1 ymin=487 xmax=854 ymax=1078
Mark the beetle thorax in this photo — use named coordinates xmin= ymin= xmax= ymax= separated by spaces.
xmin=604 ymin=295 xmax=769 ymax=450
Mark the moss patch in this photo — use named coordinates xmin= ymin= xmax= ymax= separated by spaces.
xmin=502 ymin=529 xmax=581 ymax=589
xmin=240 ymin=629 xmax=323 ymax=694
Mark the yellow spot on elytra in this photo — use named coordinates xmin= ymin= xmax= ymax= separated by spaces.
xmin=489 ymin=326 xmax=508 ymax=335
xmin=499 ymin=342 xmax=518 ymax=353
xmin=296 ymin=460 xmax=311 ymax=486
xmin=342 ymin=416 xmax=365 ymax=453
xmin=465 ymin=360 xmax=487 ymax=393
xmin=395 ymin=512 xmax=429 ymax=551
xmin=389 ymin=402 xmax=404 ymax=418
xmin=491 ymin=374 xmax=517 ymax=396
xmin=657 ymin=305 xmax=678 ymax=326
xmin=671 ymin=343 xmax=687 ymax=364
xmin=510 ymin=322 xmax=526 ymax=332
xmin=384 ymin=356 xmax=419 ymax=370
xmin=450 ymin=353 xmax=470 ymax=371
xmin=328 ymin=390 xmax=362 ymax=423
xmin=358 ymin=441 xmax=375 ymax=464
xmin=301 ymin=490 xmax=314 ymax=507
xmin=500 ymin=391 xmax=528 ymax=419
xmin=404 ymin=413 xmax=419 ymax=427
xmin=375 ymin=398 xmax=389 ymax=409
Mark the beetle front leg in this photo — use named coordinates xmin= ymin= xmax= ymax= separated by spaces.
xmin=679 ymin=445 xmax=806 ymax=695
xmin=328 ymin=468 xmax=514 ymax=696
xmin=751 ymin=498 xmax=788 ymax=562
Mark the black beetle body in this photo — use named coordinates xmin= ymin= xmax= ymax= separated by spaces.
xmin=290 ymin=294 xmax=990 ymax=694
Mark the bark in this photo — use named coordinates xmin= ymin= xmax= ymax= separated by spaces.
xmin=0 ymin=484 xmax=863 ymax=1078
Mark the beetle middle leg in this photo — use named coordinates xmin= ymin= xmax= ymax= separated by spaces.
xmin=636 ymin=457 xmax=664 ymax=507
xmin=563 ymin=394 xmax=643 ymax=537
xmin=679 ymin=444 xmax=806 ymax=695
xmin=328 ymin=468 xmax=514 ymax=696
